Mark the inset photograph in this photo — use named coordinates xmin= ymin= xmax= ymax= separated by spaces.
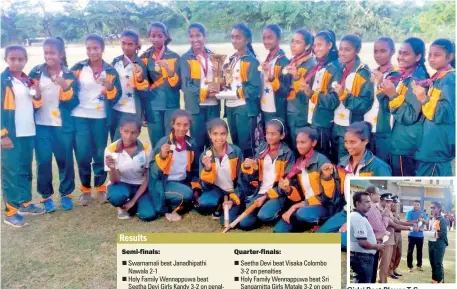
xmin=349 ymin=179 xmax=456 ymax=284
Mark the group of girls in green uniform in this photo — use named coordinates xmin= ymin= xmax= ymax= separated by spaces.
xmin=2 ymin=22 xmax=454 ymax=250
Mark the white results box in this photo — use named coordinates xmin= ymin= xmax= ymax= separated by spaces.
xmin=117 ymin=233 xmax=341 ymax=289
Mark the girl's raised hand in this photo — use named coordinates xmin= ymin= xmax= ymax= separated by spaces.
xmin=411 ymin=80 xmax=427 ymax=102
xmin=132 ymin=63 xmax=144 ymax=82
xmin=288 ymin=65 xmax=299 ymax=80
xmin=300 ymin=81 xmax=312 ymax=96
xmin=105 ymin=155 xmax=116 ymax=170
xmin=160 ymin=143 xmax=171 ymax=158
xmin=99 ymin=78 xmax=114 ymax=91
xmin=371 ymin=70 xmax=384 ymax=84
xmin=333 ymin=83 xmax=344 ymax=96
xmin=53 ymin=75 xmax=69 ymax=90
xmin=243 ymin=158 xmax=257 ymax=169
xmin=157 ymin=60 xmax=173 ymax=75
xmin=380 ymin=79 xmax=396 ymax=99
xmin=278 ymin=178 xmax=291 ymax=193
xmin=321 ymin=163 xmax=334 ymax=179
xmin=202 ymin=155 xmax=212 ymax=171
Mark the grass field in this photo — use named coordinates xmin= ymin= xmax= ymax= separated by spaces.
xmin=1 ymin=43 xmax=349 ymax=289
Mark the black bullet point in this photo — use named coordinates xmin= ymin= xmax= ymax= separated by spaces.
xmin=122 ymin=261 xmax=127 ymax=265
xmin=234 ymin=277 xmax=239 ymax=281
xmin=122 ymin=277 xmax=127 ymax=281
xmin=234 ymin=261 xmax=239 ymax=265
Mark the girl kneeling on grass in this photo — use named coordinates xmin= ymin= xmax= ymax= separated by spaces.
xmin=315 ymin=121 xmax=391 ymax=250
xmin=238 ymin=119 xmax=294 ymax=230
xmin=338 ymin=121 xmax=392 ymax=177
xmin=197 ymin=118 xmax=244 ymax=224
xmin=274 ymin=127 xmax=343 ymax=233
xmin=105 ymin=115 xmax=155 ymax=221
xmin=149 ymin=109 xmax=201 ymax=222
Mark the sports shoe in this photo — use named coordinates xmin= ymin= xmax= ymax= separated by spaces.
xmin=18 ymin=204 xmax=45 ymax=216
xmin=42 ymin=198 xmax=56 ymax=213
xmin=3 ymin=214 xmax=28 ymax=228
xmin=212 ymin=209 xmax=222 ymax=220
xmin=417 ymin=266 xmax=423 ymax=271
xmin=61 ymin=196 xmax=73 ymax=210
xmin=97 ymin=192 xmax=108 ymax=204
xmin=117 ymin=209 xmax=132 ymax=220
xmin=79 ymin=193 xmax=91 ymax=206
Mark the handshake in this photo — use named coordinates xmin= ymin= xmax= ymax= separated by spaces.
xmin=410 ymin=226 xmax=424 ymax=232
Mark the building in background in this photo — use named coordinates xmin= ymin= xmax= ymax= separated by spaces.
xmin=350 ymin=180 xmax=373 ymax=193
xmin=386 ymin=179 xmax=454 ymax=213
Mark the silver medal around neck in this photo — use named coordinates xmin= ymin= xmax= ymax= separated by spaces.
xmin=331 ymin=81 xmax=338 ymax=89
xmin=206 ymin=150 xmax=213 ymax=157
xmin=282 ymin=68 xmax=289 ymax=75
xmin=169 ymin=144 xmax=176 ymax=151
xmin=257 ymin=65 xmax=263 ymax=72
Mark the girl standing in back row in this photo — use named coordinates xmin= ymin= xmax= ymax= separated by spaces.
xmin=29 ymin=37 xmax=79 ymax=212
xmin=259 ymin=24 xmax=289 ymax=124
xmin=181 ymin=23 xmax=220 ymax=158
xmin=332 ymin=35 xmax=374 ymax=163
xmin=224 ymin=23 xmax=261 ymax=158
xmin=2 ymin=46 xmax=45 ymax=227
xmin=381 ymin=37 xmax=429 ymax=176
xmin=301 ymin=29 xmax=340 ymax=160
xmin=71 ymin=34 xmax=122 ymax=206
xmin=140 ymin=22 xmax=181 ymax=147
xmin=110 ymin=29 xmax=149 ymax=141
xmin=285 ymin=28 xmax=316 ymax=150
xmin=368 ymin=37 xmax=401 ymax=165
xmin=414 ymin=39 xmax=455 ymax=176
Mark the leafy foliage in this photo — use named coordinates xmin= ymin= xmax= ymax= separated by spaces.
xmin=1 ymin=0 xmax=455 ymax=46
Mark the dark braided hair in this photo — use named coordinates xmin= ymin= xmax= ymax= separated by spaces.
xmin=44 ymin=37 xmax=67 ymax=67
xmin=233 ymin=23 xmax=256 ymax=57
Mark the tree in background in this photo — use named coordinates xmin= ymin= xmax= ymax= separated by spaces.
xmin=1 ymin=0 xmax=455 ymax=47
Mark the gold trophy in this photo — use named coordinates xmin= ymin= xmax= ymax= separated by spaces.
xmin=207 ymin=54 xmax=227 ymax=92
